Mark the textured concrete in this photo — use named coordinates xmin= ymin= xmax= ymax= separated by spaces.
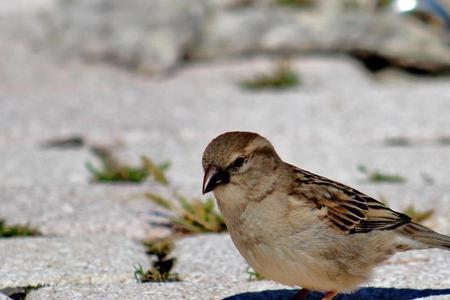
xmin=0 ymin=236 xmax=148 ymax=290
xmin=0 ymin=148 xmax=91 ymax=186
xmin=173 ymin=234 xmax=248 ymax=284
xmin=0 ymin=183 xmax=170 ymax=239
xmin=173 ymin=234 xmax=450 ymax=289
xmin=26 ymin=281 xmax=450 ymax=300
xmin=26 ymin=234 xmax=450 ymax=299
xmin=1 ymin=44 xmax=450 ymax=195
xmin=25 ymin=282 xmax=288 ymax=300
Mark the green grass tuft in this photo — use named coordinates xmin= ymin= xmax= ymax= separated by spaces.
xmin=134 ymin=238 xmax=181 ymax=283
xmin=240 ymin=62 xmax=300 ymax=90
xmin=358 ymin=165 xmax=405 ymax=183
xmin=6 ymin=284 xmax=48 ymax=300
xmin=403 ymin=205 xmax=434 ymax=224
xmin=246 ymin=266 xmax=265 ymax=281
xmin=143 ymin=238 xmax=174 ymax=260
xmin=276 ymin=0 xmax=315 ymax=8
xmin=0 ymin=219 xmax=41 ymax=238
xmin=86 ymin=161 xmax=148 ymax=183
xmin=141 ymin=156 xmax=169 ymax=186
xmin=146 ymin=193 xmax=226 ymax=234
xmin=378 ymin=197 xmax=434 ymax=225
xmin=86 ymin=149 xmax=169 ymax=184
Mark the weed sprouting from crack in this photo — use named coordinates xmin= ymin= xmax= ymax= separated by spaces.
xmin=403 ymin=204 xmax=435 ymax=224
xmin=134 ymin=238 xmax=181 ymax=283
xmin=358 ymin=165 xmax=405 ymax=183
xmin=240 ymin=61 xmax=300 ymax=91
xmin=246 ymin=266 xmax=265 ymax=281
xmin=276 ymin=0 xmax=315 ymax=8
xmin=0 ymin=220 xmax=41 ymax=238
xmin=86 ymin=145 xmax=169 ymax=184
xmin=378 ymin=196 xmax=434 ymax=225
xmin=2 ymin=284 xmax=47 ymax=300
xmin=146 ymin=193 xmax=226 ymax=234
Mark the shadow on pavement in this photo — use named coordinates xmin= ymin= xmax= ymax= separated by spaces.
xmin=223 ymin=287 xmax=450 ymax=300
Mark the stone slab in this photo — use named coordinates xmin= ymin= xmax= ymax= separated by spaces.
xmin=26 ymin=234 xmax=450 ymax=299
xmin=2 ymin=50 xmax=450 ymax=194
xmin=26 ymin=281 xmax=450 ymax=300
xmin=0 ymin=148 xmax=91 ymax=186
xmin=0 ymin=236 xmax=148 ymax=290
xmin=173 ymin=234 xmax=450 ymax=289
xmin=0 ymin=183 xmax=170 ymax=240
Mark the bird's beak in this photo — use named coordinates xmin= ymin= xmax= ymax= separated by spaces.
xmin=202 ymin=165 xmax=230 ymax=194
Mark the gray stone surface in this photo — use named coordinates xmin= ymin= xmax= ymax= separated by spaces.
xmin=0 ymin=148 xmax=90 ymax=186
xmin=1 ymin=50 xmax=450 ymax=195
xmin=0 ymin=236 xmax=148 ymax=290
xmin=7 ymin=0 xmax=448 ymax=74
xmin=0 ymin=183 xmax=170 ymax=239
xmin=174 ymin=234 xmax=450 ymax=289
xmin=36 ymin=0 xmax=207 ymax=74
xmin=173 ymin=234 xmax=248 ymax=284
xmin=25 ymin=282 xmax=291 ymax=300
xmin=26 ymin=281 xmax=450 ymax=300
xmin=3 ymin=0 xmax=450 ymax=74
xmin=26 ymin=234 xmax=450 ymax=299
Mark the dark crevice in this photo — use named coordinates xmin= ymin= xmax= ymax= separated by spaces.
xmin=349 ymin=50 xmax=450 ymax=76
xmin=1 ymin=284 xmax=47 ymax=300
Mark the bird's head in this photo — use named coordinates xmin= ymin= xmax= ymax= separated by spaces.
xmin=202 ymin=131 xmax=281 ymax=199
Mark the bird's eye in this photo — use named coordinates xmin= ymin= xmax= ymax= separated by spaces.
xmin=232 ymin=157 xmax=245 ymax=169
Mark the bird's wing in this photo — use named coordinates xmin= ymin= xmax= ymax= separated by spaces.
xmin=290 ymin=166 xmax=410 ymax=234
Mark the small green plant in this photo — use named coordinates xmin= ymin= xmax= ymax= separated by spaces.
xmin=86 ymin=147 xmax=169 ymax=184
xmin=378 ymin=197 xmax=434 ymax=225
xmin=141 ymin=156 xmax=169 ymax=186
xmin=134 ymin=238 xmax=181 ymax=283
xmin=86 ymin=161 xmax=148 ymax=183
xmin=358 ymin=165 xmax=405 ymax=183
xmin=276 ymin=0 xmax=315 ymax=8
xmin=134 ymin=263 xmax=180 ymax=283
xmin=246 ymin=266 xmax=264 ymax=281
xmin=146 ymin=193 xmax=226 ymax=234
xmin=0 ymin=219 xmax=41 ymax=238
xmin=240 ymin=62 xmax=300 ymax=90
xmin=144 ymin=238 xmax=174 ymax=258
xmin=6 ymin=284 xmax=48 ymax=300
xmin=403 ymin=205 xmax=434 ymax=224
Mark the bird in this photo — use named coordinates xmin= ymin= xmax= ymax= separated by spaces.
xmin=201 ymin=131 xmax=450 ymax=300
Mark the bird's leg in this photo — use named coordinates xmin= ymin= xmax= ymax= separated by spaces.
xmin=321 ymin=291 xmax=337 ymax=300
xmin=293 ymin=288 xmax=310 ymax=300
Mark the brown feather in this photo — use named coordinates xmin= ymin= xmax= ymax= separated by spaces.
xmin=289 ymin=165 xmax=411 ymax=234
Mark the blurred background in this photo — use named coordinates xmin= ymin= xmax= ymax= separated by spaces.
xmin=0 ymin=0 xmax=450 ymax=298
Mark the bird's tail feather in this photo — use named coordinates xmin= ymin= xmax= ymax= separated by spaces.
xmin=398 ymin=222 xmax=450 ymax=251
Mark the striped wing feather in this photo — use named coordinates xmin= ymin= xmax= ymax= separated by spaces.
xmin=291 ymin=167 xmax=411 ymax=234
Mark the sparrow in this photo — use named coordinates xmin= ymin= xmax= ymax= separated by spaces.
xmin=201 ymin=131 xmax=450 ymax=300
